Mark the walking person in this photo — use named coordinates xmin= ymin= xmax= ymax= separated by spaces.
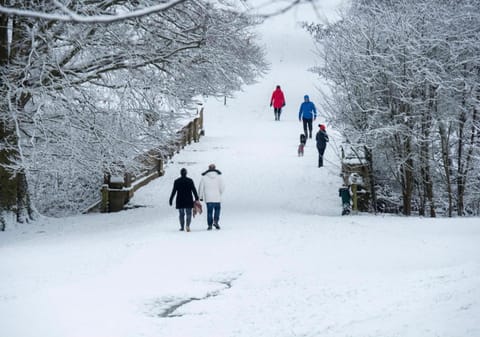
xmin=298 ymin=95 xmax=317 ymax=138
xmin=316 ymin=124 xmax=329 ymax=167
xmin=198 ymin=164 xmax=225 ymax=230
xmin=169 ymin=168 xmax=199 ymax=232
xmin=270 ymin=85 xmax=286 ymax=121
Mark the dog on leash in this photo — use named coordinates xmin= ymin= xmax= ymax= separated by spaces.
xmin=193 ymin=200 xmax=203 ymax=217
xmin=298 ymin=143 xmax=305 ymax=156
xmin=298 ymin=133 xmax=307 ymax=156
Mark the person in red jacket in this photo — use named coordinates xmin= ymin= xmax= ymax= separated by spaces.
xmin=270 ymin=85 xmax=286 ymax=121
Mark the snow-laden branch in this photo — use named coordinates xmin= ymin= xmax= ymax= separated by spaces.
xmin=243 ymin=0 xmax=322 ymax=19
xmin=0 ymin=0 xmax=188 ymax=23
xmin=0 ymin=0 xmax=268 ymax=219
xmin=0 ymin=0 xmax=323 ymax=22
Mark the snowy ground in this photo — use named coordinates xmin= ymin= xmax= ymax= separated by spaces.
xmin=1 ymin=2 xmax=480 ymax=337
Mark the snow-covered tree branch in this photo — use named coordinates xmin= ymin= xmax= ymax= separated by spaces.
xmin=0 ymin=0 xmax=188 ymax=23
xmin=0 ymin=0 xmax=267 ymax=227
xmin=0 ymin=0 xmax=324 ymax=22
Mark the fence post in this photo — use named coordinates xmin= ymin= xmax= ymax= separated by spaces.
xmin=101 ymin=184 xmax=109 ymax=212
xmin=193 ymin=118 xmax=199 ymax=142
xmin=182 ymin=129 xmax=187 ymax=148
xmin=157 ymin=159 xmax=164 ymax=176
xmin=124 ymin=172 xmax=132 ymax=188
xmin=187 ymin=122 xmax=193 ymax=144
xmin=199 ymin=107 xmax=204 ymax=133
xmin=351 ymin=183 xmax=358 ymax=213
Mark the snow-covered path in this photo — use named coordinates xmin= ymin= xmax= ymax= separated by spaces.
xmin=1 ymin=2 xmax=480 ymax=337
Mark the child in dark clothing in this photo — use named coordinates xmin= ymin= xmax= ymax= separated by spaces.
xmin=315 ymin=124 xmax=329 ymax=167
xmin=338 ymin=185 xmax=351 ymax=215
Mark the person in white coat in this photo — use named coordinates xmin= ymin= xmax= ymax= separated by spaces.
xmin=198 ymin=164 xmax=225 ymax=230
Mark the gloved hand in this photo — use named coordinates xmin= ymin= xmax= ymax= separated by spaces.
xmin=270 ymin=103 xmax=272 ymax=107
xmin=169 ymin=200 xmax=172 ymax=206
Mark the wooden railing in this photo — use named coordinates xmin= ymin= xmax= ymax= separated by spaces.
xmin=341 ymin=153 xmax=370 ymax=213
xmin=85 ymin=107 xmax=204 ymax=213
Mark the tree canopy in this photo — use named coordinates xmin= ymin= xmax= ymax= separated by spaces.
xmin=308 ymin=0 xmax=480 ymax=216
xmin=0 ymin=0 xmax=268 ymax=226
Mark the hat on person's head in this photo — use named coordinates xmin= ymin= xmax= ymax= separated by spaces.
xmin=304 ymin=95 xmax=309 ymax=100
xmin=319 ymin=124 xmax=326 ymax=131
xmin=180 ymin=168 xmax=187 ymax=177
xmin=276 ymin=85 xmax=281 ymax=89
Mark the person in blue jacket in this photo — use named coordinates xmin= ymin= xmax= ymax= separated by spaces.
xmin=298 ymin=95 xmax=317 ymax=138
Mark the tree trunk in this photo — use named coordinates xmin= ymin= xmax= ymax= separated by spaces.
xmin=395 ymin=126 xmax=414 ymax=216
xmin=456 ymin=65 xmax=479 ymax=216
xmin=456 ymin=82 xmax=467 ymax=216
xmin=401 ymin=151 xmax=414 ymax=216
xmin=0 ymin=125 xmax=18 ymax=230
xmin=420 ymin=84 xmax=436 ymax=217
xmin=364 ymin=146 xmax=376 ymax=213
xmin=0 ymin=8 xmax=33 ymax=229
xmin=439 ymin=122 xmax=453 ymax=217
xmin=0 ymin=8 xmax=13 ymax=229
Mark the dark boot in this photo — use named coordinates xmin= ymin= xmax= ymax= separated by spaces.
xmin=318 ymin=155 xmax=323 ymax=167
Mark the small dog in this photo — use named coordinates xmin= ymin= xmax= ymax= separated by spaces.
xmin=193 ymin=200 xmax=203 ymax=217
xmin=298 ymin=143 xmax=305 ymax=156
xmin=298 ymin=133 xmax=307 ymax=156
xmin=300 ymin=133 xmax=307 ymax=145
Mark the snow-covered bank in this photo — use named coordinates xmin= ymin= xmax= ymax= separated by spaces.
xmin=1 ymin=207 xmax=479 ymax=337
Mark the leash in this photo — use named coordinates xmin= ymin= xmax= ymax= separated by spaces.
xmin=322 ymin=157 xmax=341 ymax=176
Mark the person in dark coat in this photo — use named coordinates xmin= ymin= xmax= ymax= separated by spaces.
xmin=315 ymin=124 xmax=329 ymax=167
xmin=169 ymin=168 xmax=199 ymax=232
xmin=270 ymin=85 xmax=286 ymax=121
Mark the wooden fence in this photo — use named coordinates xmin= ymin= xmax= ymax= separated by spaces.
xmin=340 ymin=147 xmax=370 ymax=213
xmin=85 ymin=107 xmax=204 ymax=213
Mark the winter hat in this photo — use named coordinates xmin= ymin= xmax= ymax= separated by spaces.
xmin=304 ymin=95 xmax=309 ymax=100
xmin=319 ymin=124 xmax=326 ymax=131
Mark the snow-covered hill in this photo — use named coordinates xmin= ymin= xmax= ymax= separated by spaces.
xmin=1 ymin=2 xmax=479 ymax=337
